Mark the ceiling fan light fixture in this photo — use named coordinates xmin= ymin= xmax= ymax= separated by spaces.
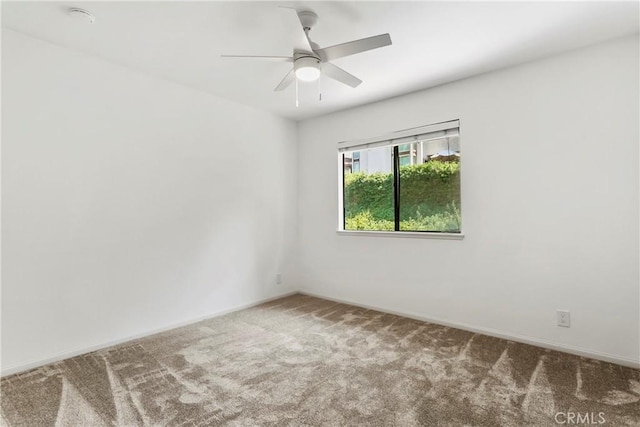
xmin=294 ymin=56 xmax=320 ymax=82
xmin=222 ymin=8 xmax=392 ymax=97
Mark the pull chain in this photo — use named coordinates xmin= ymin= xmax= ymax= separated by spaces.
xmin=295 ymin=77 xmax=299 ymax=108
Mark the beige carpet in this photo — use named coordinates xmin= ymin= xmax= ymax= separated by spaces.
xmin=1 ymin=294 xmax=639 ymax=426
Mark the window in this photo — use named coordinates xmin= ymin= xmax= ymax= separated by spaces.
xmin=339 ymin=120 xmax=461 ymax=234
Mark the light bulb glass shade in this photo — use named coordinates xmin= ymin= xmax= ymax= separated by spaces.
xmin=295 ymin=66 xmax=321 ymax=81
xmin=294 ymin=56 xmax=321 ymax=82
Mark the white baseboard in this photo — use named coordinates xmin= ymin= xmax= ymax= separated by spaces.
xmin=299 ymin=289 xmax=640 ymax=369
xmin=0 ymin=290 xmax=298 ymax=377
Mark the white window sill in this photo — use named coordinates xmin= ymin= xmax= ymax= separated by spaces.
xmin=336 ymin=230 xmax=464 ymax=240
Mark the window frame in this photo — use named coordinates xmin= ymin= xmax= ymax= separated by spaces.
xmin=337 ymin=120 xmax=464 ymax=240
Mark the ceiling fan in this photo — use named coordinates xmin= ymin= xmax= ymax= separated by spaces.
xmin=221 ymin=8 xmax=392 ymax=100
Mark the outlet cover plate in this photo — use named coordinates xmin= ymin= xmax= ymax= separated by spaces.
xmin=557 ymin=310 xmax=571 ymax=327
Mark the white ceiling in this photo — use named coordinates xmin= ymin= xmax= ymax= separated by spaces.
xmin=2 ymin=1 xmax=639 ymax=120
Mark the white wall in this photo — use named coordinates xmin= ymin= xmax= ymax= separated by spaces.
xmin=296 ymin=35 xmax=639 ymax=366
xmin=1 ymin=29 xmax=297 ymax=373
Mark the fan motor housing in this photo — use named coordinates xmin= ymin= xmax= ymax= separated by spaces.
xmin=294 ymin=52 xmax=320 ymax=63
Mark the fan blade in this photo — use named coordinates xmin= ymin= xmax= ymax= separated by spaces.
xmin=221 ymin=55 xmax=292 ymax=62
xmin=279 ymin=7 xmax=313 ymax=53
xmin=317 ymin=34 xmax=391 ymax=62
xmin=274 ymin=69 xmax=295 ymax=91
xmin=322 ymin=63 xmax=362 ymax=88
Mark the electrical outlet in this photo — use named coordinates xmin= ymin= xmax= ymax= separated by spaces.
xmin=276 ymin=274 xmax=282 ymax=285
xmin=557 ymin=310 xmax=570 ymax=327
